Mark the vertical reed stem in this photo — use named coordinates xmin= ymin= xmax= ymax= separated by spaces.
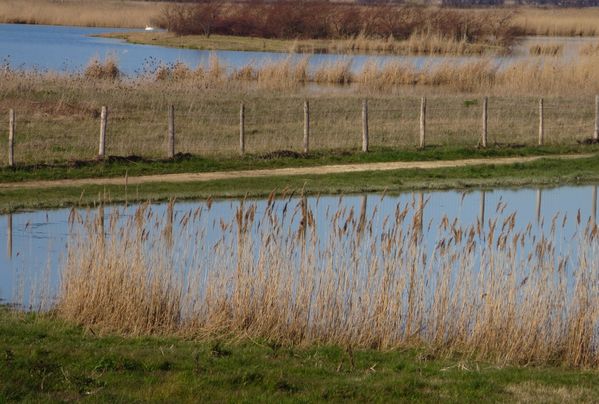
xmin=419 ymin=97 xmax=426 ymax=149
xmin=240 ymin=102 xmax=245 ymax=155
xmin=593 ymin=186 xmax=597 ymax=226
xmin=167 ymin=104 xmax=175 ymax=159
xmin=303 ymin=100 xmax=310 ymax=154
xmin=8 ymin=109 xmax=15 ymax=167
xmin=362 ymin=99 xmax=369 ymax=153
xmin=6 ymin=213 xmax=12 ymax=259
xmin=481 ymin=96 xmax=488 ymax=148
xmin=594 ymin=95 xmax=599 ymax=141
xmin=536 ymin=189 xmax=542 ymax=224
xmin=538 ymin=98 xmax=544 ymax=146
xmin=99 ymin=106 xmax=107 ymax=159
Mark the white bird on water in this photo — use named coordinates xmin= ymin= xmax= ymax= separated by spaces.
xmin=145 ymin=26 xmax=155 ymax=31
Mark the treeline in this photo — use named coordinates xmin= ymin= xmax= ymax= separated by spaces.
xmin=158 ymin=2 xmax=517 ymax=45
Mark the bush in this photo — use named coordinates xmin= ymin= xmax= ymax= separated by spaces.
xmin=158 ymin=1 xmax=518 ymax=46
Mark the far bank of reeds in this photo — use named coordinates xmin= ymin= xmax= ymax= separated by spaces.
xmin=55 ymin=197 xmax=599 ymax=368
xmin=0 ymin=0 xmax=161 ymax=28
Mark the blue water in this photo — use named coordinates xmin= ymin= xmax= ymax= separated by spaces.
xmin=0 ymin=23 xmax=544 ymax=76
xmin=1 ymin=184 xmax=597 ymax=307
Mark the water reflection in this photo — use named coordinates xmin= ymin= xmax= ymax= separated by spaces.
xmin=2 ymin=184 xmax=599 ymax=307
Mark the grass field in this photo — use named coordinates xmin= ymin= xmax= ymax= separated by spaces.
xmin=2 ymin=68 xmax=599 ymax=167
xmin=2 ymin=309 xmax=598 ymax=402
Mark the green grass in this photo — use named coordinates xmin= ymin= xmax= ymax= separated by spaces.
xmin=0 ymin=145 xmax=595 ymax=184
xmin=1 ymin=308 xmax=598 ymax=402
xmin=2 ymin=152 xmax=598 ymax=212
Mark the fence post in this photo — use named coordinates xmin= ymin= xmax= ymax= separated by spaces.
xmin=167 ymin=104 xmax=175 ymax=159
xmin=362 ymin=99 xmax=369 ymax=152
xmin=99 ymin=106 xmax=107 ymax=158
xmin=8 ymin=109 xmax=14 ymax=167
xmin=419 ymin=97 xmax=426 ymax=149
xmin=481 ymin=96 xmax=488 ymax=148
xmin=594 ymin=95 xmax=599 ymax=141
xmin=239 ymin=102 xmax=245 ymax=155
xmin=538 ymin=98 xmax=544 ymax=146
xmin=303 ymin=100 xmax=310 ymax=154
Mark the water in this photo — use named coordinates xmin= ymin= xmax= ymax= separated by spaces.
xmin=2 ymin=23 xmax=597 ymax=76
xmin=1 ymin=184 xmax=597 ymax=307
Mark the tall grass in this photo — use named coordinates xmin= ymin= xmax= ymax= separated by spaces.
xmin=0 ymin=0 xmax=162 ymax=28
xmin=514 ymin=8 xmax=599 ymax=37
xmin=56 ymin=197 xmax=599 ymax=367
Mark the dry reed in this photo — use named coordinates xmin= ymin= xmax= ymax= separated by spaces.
xmin=514 ymin=8 xmax=599 ymax=37
xmin=529 ymin=43 xmax=563 ymax=56
xmin=0 ymin=0 xmax=162 ymax=28
xmin=56 ymin=196 xmax=599 ymax=367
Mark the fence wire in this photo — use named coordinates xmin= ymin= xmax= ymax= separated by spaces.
xmin=1 ymin=96 xmax=597 ymax=165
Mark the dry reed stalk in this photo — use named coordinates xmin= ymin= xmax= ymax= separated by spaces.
xmin=528 ymin=43 xmax=564 ymax=57
xmin=56 ymin=197 xmax=599 ymax=368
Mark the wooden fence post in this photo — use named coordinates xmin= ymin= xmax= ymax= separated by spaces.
xmin=303 ymin=100 xmax=310 ymax=154
xmin=538 ymin=98 xmax=544 ymax=146
xmin=99 ymin=106 xmax=107 ymax=158
xmin=594 ymin=95 xmax=599 ymax=141
xmin=419 ymin=97 xmax=426 ymax=149
xmin=481 ymin=96 xmax=488 ymax=148
xmin=8 ymin=109 xmax=14 ymax=167
xmin=362 ymin=99 xmax=369 ymax=152
xmin=239 ymin=102 xmax=245 ymax=155
xmin=167 ymin=104 xmax=175 ymax=159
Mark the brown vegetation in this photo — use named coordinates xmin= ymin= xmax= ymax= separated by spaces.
xmin=56 ymin=198 xmax=599 ymax=367
xmin=529 ymin=43 xmax=563 ymax=56
xmin=158 ymin=2 xmax=517 ymax=48
xmin=514 ymin=7 xmax=599 ymax=37
xmin=83 ymin=57 xmax=120 ymax=80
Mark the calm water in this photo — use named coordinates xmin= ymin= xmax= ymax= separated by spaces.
xmin=2 ymin=23 xmax=596 ymax=75
xmin=1 ymin=184 xmax=597 ymax=307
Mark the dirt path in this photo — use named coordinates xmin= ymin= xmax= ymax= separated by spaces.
xmin=0 ymin=154 xmax=592 ymax=190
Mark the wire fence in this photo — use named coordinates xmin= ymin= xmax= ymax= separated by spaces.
xmin=1 ymin=95 xmax=598 ymax=166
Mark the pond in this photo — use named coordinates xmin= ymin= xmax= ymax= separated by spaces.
xmin=1 ymin=183 xmax=597 ymax=308
xmin=2 ymin=23 xmax=597 ymax=76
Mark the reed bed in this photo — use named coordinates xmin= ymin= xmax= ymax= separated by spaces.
xmin=55 ymin=196 xmax=599 ymax=367
xmin=529 ymin=43 xmax=563 ymax=56
xmin=1 ymin=57 xmax=598 ymax=164
xmin=514 ymin=8 xmax=599 ymax=37
xmin=0 ymin=0 xmax=162 ymax=28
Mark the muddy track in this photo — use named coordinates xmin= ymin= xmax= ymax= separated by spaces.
xmin=0 ymin=154 xmax=593 ymax=190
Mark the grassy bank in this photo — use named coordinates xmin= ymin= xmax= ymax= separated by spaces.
xmin=0 ymin=145 xmax=594 ymax=184
xmin=102 ymin=31 xmax=502 ymax=56
xmin=2 ymin=309 xmax=597 ymax=402
xmin=1 ymin=153 xmax=598 ymax=212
